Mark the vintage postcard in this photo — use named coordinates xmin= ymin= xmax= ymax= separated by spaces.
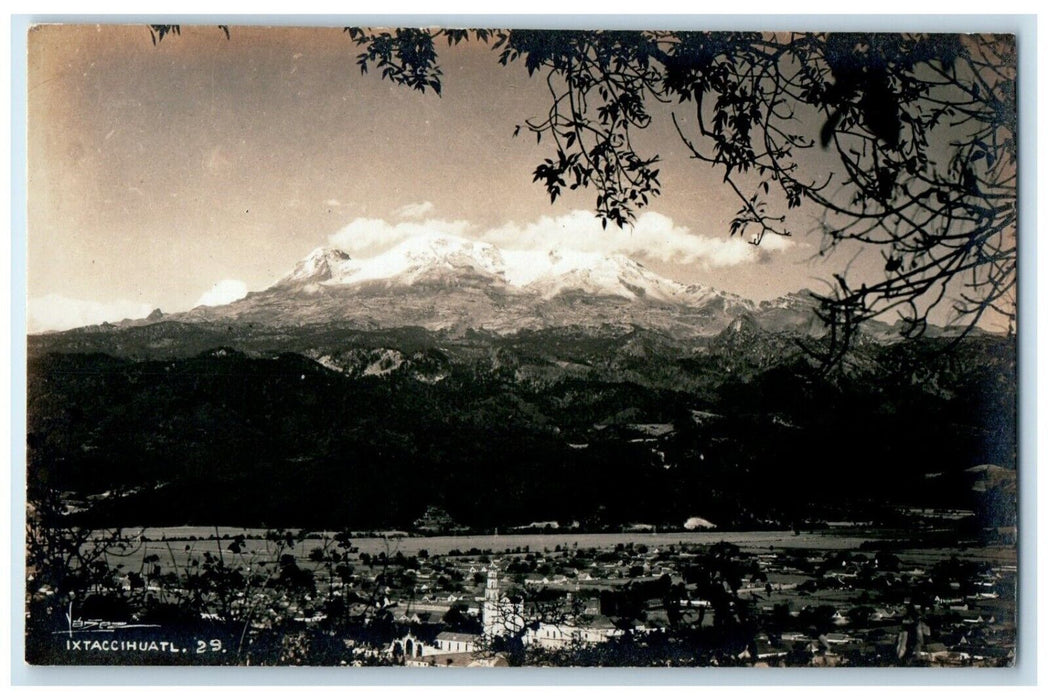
xmin=24 ymin=24 xmax=1018 ymax=668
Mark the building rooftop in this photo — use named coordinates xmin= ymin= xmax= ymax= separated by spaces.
xmin=436 ymin=631 xmax=481 ymax=643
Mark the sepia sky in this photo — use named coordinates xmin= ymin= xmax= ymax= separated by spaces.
xmin=25 ymin=24 xmax=984 ymax=332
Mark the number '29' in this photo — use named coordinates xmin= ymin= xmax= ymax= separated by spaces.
xmin=196 ymin=639 xmax=223 ymax=653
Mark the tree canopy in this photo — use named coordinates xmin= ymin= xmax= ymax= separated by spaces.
xmin=154 ymin=26 xmax=1018 ymax=360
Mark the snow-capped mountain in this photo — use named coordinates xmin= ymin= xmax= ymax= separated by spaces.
xmin=275 ymin=233 xmax=716 ymax=305
xmin=34 ymin=233 xmax=838 ymax=351
xmin=280 ymin=247 xmax=354 ymax=287
xmin=180 ymin=233 xmax=762 ymax=336
xmin=161 ymin=233 xmax=831 ymax=338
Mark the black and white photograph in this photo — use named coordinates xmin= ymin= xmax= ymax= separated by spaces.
xmin=23 ymin=23 xmax=1019 ymax=669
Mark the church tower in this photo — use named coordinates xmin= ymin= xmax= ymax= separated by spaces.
xmin=482 ymin=565 xmax=501 ymax=637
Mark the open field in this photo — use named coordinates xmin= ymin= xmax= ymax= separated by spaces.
xmin=119 ymin=528 xmax=896 ymax=564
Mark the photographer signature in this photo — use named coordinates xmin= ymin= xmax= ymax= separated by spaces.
xmin=54 ymin=599 xmax=161 ymax=636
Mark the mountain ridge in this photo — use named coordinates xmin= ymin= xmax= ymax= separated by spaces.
xmin=25 ymin=237 xmax=1017 ymax=531
xmin=166 ymin=235 xmax=826 ymax=340
xmin=31 ymin=234 xmax=993 ymax=356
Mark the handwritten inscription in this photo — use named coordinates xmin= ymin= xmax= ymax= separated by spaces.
xmin=63 ymin=616 xmax=160 ymax=633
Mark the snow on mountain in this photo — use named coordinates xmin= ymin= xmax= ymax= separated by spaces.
xmin=277 ymin=233 xmax=718 ymax=304
xmin=160 ymin=233 xmax=827 ymax=339
xmin=511 ymin=248 xmax=687 ymax=302
xmin=280 ymin=247 xmax=355 ymax=287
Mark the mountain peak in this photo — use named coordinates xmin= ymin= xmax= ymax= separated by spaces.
xmin=196 ymin=233 xmax=820 ymax=338
xmin=280 ymin=247 xmax=353 ymax=285
xmin=274 ymin=234 xmax=695 ymax=302
xmin=270 ymin=236 xmax=691 ymax=301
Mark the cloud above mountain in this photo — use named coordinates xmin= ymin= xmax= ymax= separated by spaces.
xmin=327 ymin=209 xmax=793 ymax=268
xmin=195 ymin=279 xmax=249 ymax=307
xmin=328 ymin=217 xmax=473 ymax=255
xmin=482 ymin=210 xmax=794 ymax=267
xmin=395 ymin=201 xmax=435 ymax=219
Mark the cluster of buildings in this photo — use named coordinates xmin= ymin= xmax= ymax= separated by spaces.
xmin=731 ymin=552 xmax=1017 ymax=667
xmin=390 ymin=566 xmax=622 ymax=667
xmin=369 ymin=540 xmax=1016 ymax=667
xmin=150 ymin=527 xmax=1015 ymax=667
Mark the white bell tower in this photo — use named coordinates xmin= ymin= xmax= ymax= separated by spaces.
xmin=482 ymin=565 xmax=501 ymax=637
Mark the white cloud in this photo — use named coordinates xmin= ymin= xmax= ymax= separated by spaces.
xmin=194 ymin=279 xmax=248 ymax=307
xmin=481 ymin=210 xmax=794 ymax=268
xmin=28 ymin=294 xmax=154 ymax=333
xmin=395 ymin=201 xmax=435 ymax=219
xmin=325 ymin=198 xmax=341 ymax=207
xmin=325 ymin=209 xmax=793 ymax=268
xmin=328 ymin=217 xmax=473 ymax=256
